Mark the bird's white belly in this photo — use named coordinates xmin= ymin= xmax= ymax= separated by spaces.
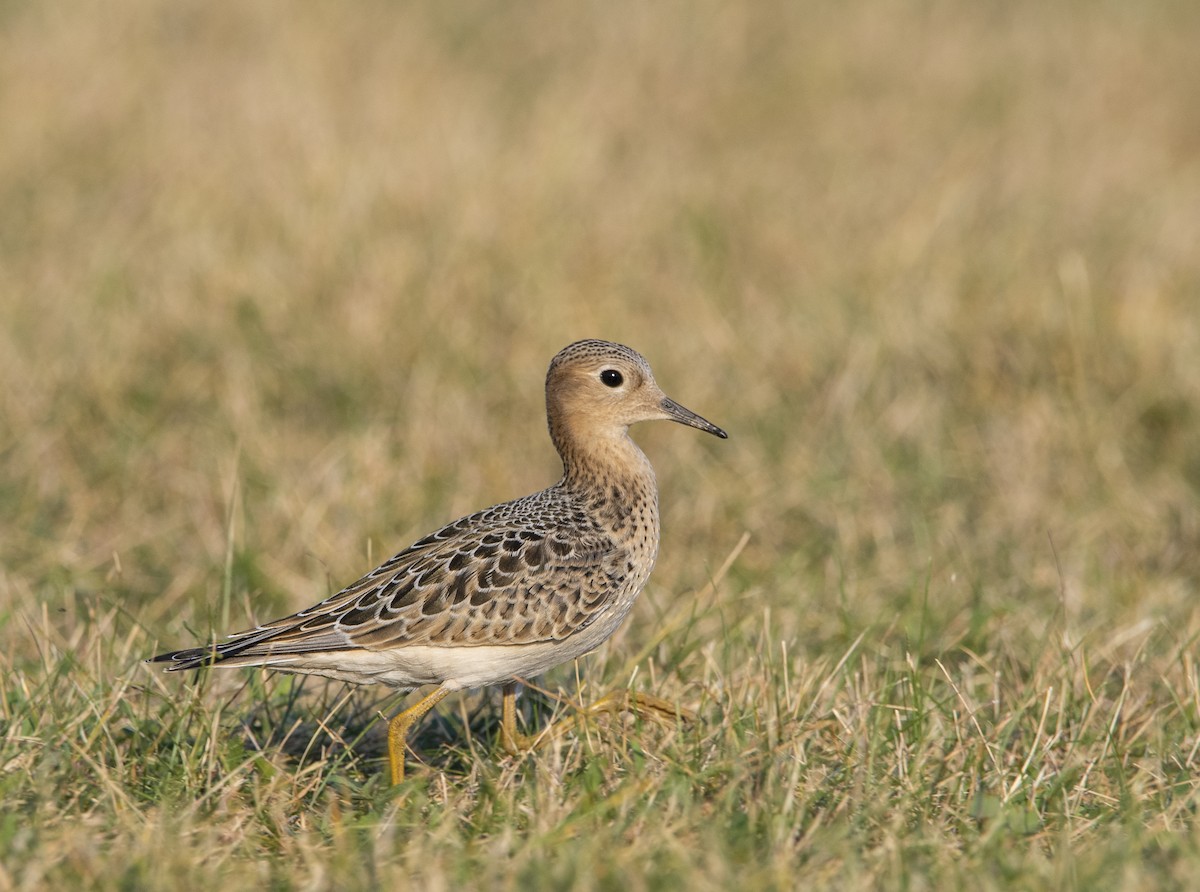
xmin=253 ymin=636 xmax=600 ymax=690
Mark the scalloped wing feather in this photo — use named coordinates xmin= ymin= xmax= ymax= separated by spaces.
xmin=175 ymin=490 xmax=627 ymax=665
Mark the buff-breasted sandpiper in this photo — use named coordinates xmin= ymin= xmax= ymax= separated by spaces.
xmin=149 ymin=339 xmax=727 ymax=783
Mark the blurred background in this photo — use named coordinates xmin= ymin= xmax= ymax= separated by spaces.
xmin=2 ymin=0 xmax=1199 ymax=675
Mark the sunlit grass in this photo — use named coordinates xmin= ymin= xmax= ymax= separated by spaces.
xmin=2 ymin=0 xmax=1199 ymax=888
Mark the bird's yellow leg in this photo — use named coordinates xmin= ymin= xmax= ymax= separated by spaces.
xmin=500 ymin=682 xmax=542 ymax=755
xmin=502 ymin=682 xmax=697 ymax=755
xmin=388 ymin=685 xmax=452 ymax=785
xmin=581 ymin=690 xmax=698 ymax=725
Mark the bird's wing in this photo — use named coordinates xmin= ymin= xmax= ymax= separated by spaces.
xmin=149 ymin=493 xmax=626 ymax=669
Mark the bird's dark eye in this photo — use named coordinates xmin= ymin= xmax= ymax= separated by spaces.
xmin=600 ymin=369 xmax=623 ymax=388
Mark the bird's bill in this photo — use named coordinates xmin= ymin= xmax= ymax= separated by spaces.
xmin=660 ymin=397 xmax=728 ymax=439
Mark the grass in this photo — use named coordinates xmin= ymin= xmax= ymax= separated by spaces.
xmin=2 ymin=0 xmax=1200 ymax=888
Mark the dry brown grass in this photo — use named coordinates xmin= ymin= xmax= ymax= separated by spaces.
xmin=2 ymin=1 xmax=1200 ymax=889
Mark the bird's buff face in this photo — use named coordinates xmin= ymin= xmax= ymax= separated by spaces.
xmin=546 ymin=341 xmax=727 ymax=440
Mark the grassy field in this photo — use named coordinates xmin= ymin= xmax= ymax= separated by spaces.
xmin=3 ymin=0 xmax=1200 ymax=888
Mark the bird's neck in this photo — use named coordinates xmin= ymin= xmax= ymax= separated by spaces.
xmin=553 ymin=424 xmax=660 ymax=522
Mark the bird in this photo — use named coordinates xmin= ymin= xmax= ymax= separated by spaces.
xmin=149 ymin=338 xmax=727 ymax=783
